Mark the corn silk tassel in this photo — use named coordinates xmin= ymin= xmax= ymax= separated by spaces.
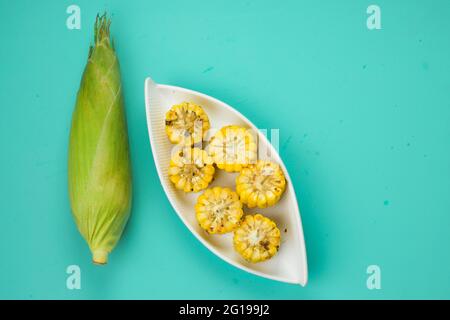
xmin=68 ymin=14 xmax=132 ymax=264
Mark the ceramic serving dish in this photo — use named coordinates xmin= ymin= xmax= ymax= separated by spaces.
xmin=144 ymin=78 xmax=308 ymax=285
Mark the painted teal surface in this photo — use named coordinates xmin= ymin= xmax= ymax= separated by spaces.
xmin=1 ymin=0 xmax=449 ymax=299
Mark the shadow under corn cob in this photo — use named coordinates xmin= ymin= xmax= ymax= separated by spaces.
xmin=68 ymin=14 xmax=132 ymax=264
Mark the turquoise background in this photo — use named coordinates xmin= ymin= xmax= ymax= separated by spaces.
xmin=1 ymin=0 xmax=449 ymax=299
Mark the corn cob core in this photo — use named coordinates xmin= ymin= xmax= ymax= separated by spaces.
xmin=236 ymin=160 xmax=286 ymax=208
xmin=68 ymin=14 xmax=132 ymax=265
xmin=233 ymin=214 xmax=281 ymax=263
xmin=208 ymin=125 xmax=258 ymax=172
xmin=195 ymin=187 xmax=244 ymax=234
xmin=165 ymin=102 xmax=210 ymax=146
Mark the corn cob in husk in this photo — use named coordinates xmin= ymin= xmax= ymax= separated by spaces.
xmin=68 ymin=14 xmax=132 ymax=265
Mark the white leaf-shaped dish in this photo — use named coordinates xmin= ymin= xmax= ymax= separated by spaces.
xmin=144 ymin=78 xmax=308 ymax=285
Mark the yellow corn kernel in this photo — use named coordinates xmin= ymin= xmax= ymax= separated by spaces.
xmin=195 ymin=187 xmax=243 ymax=234
xmin=168 ymin=147 xmax=215 ymax=193
xmin=207 ymin=125 xmax=257 ymax=172
xmin=165 ymin=102 xmax=210 ymax=145
xmin=233 ymin=214 xmax=281 ymax=263
xmin=236 ymin=160 xmax=286 ymax=208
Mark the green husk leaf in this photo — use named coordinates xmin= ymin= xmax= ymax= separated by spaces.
xmin=68 ymin=14 xmax=132 ymax=265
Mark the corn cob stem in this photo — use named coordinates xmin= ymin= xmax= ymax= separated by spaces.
xmin=92 ymin=249 xmax=109 ymax=265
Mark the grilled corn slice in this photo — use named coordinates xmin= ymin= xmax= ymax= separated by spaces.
xmin=236 ymin=160 xmax=286 ymax=208
xmin=195 ymin=187 xmax=244 ymax=234
xmin=208 ymin=125 xmax=257 ymax=172
xmin=233 ymin=214 xmax=280 ymax=263
xmin=165 ymin=102 xmax=210 ymax=145
xmin=168 ymin=147 xmax=215 ymax=192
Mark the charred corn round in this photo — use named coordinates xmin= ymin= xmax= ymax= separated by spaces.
xmin=233 ymin=214 xmax=281 ymax=263
xmin=168 ymin=147 xmax=215 ymax=193
xmin=195 ymin=187 xmax=244 ymax=234
xmin=208 ymin=125 xmax=257 ymax=172
xmin=236 ymin=160 xmax=286 ymax=208
xmin=165 ymin=102 xmax=210 ymax=145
